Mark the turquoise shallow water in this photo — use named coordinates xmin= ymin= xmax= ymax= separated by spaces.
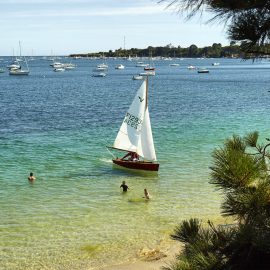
xmin=1 ymin=57 xmax=270 ymax=269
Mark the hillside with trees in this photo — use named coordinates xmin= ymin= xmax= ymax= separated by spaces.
xmin=69 ymin=42 xmax=242 ymax=58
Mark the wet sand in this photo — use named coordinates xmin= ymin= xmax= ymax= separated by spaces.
xmin=99 ymin=243 xmax=182 ymax=270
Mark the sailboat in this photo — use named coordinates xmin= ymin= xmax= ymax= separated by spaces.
xmin=96 ymin=53 xmax=108 ymax=70
xmin=169 ymin=51 xmax=179 ymax=66
xmin=9 ymin=56 xmax=29 ymax=75
xmin=144 ymin=51 xmax=155 ymax=71
xmin=7 ymin=49 xmax=21 ymax=70
xmin=9 ymin=41 xmax=30 ymax=75
xmin=108 ymin=77 xmax=159 ymax=171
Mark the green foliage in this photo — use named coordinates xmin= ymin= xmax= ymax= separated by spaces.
xmin=69 ymin=43 xmax=242 ymax=58
xmin=171 ymin=218 xmax=200 ymax=244
xmin=168 ymin=132 xmax=270 ymax=269
xmin=163 ymin=259 xmax=192 ymax=270
xmin=244 ymin=131 xmax=259 ymax=147
xmin=160 ymin=0 xmax=270 ymax=57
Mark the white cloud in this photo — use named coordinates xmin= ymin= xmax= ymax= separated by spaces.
xmin=4 ymin=0 xmax=163 ymax=7
xmin=5 ymin=0 xmax=95 ymax=3
xmin=2 ymin=5 xmax=170 ymax=18
xmin=0 ymin=0 xmax=226 ymax=55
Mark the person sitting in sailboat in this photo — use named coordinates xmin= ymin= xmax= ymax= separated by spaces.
xmin=122 ymin=152 xmax=139 ymax=162
xmin=132 ymin=152 xmax=139 ymax=161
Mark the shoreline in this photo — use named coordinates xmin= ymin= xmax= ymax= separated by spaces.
xmin=99 ymin=242 xmax=182 ymax=270
xmin=98 ymin=217 xmax=229 ymax=270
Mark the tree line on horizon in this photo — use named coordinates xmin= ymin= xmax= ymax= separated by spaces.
xmin=70 ymin=42 xmax=243 ymax=58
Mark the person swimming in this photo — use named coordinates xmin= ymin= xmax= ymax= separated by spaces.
xmin=28 ymin=172 xmax=36 ymax=182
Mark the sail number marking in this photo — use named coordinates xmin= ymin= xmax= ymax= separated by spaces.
xmin=124 ymin=113 xmax=143 ymax=130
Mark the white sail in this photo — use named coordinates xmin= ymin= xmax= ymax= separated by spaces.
xmin=137 ymin=107 xmax=157 ymax=161
xmin=113 ymin=80 xmax=157 ymax=161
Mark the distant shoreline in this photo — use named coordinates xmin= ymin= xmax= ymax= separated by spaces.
xmin=69 ymin=43 xmax=243 ymax=59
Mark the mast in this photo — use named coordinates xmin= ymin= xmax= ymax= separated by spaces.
xmin=24 ymin=56 xmax=29 ymax=71
xmin=145 ymin=76 xmax=148 ymax=110
xmin=19 ymin=41 xmax=21 ymax=58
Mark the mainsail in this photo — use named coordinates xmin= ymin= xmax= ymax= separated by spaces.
xmin=113 ymin=80 xmax=157 ymax=161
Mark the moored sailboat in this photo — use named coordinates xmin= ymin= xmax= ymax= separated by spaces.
xmin=9 ymin=42 xmax=30 ymax=75
xmin=9 ymin=56 xmax=29 ymax=75
xmin=144 ymin=52 xmax=155 ymax=71
xmin=108 ymin=77 xmax=159 ymax=171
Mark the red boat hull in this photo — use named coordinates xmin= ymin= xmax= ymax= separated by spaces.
xmin=113 ymin=158 xmax=159 ymax=171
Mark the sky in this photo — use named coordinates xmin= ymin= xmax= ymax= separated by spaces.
xmin=1 ymin=0 xmax=228 ymax=56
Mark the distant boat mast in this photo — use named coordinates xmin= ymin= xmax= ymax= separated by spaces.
xmin=19 ymin=41 xmax=22 ymax=58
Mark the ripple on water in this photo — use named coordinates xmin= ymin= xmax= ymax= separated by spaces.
xmin=1 ymin=58 xmax=270 ymax=269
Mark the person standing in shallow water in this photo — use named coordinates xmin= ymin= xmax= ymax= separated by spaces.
xmin=28 ymin=172 xmax=36 ymax=182
xmin=120 ymin=181 xmax=129 ymax=192
xmin=143 ymin=188 xmax=150 ymax=200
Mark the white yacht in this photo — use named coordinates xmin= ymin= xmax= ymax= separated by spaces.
xmin=92 ymin=72 xmax=106 ymax=77
xmin=136 ymin=62 xmax=148 ymax=67
xmin=7 ymin=62 xmax=21 ymax=70
xmin=9 ymin=56 xmax=29 ymax=76
xmin=54 ymin=67 xmax=65 ymax=72
xmin=63 ymin=63 xmax=76 ymax=70
xmin=97 ymin=63 xmax=108 ymax=69
xmin=9 ymin=41 xmax=30 ymax=75
xmin=139 ymin=71 xmax=155 ymax=76
xmin=132 ymin=75 xmax=144 ymax=80
xmin=9 ymin=68 xmax=29 ymax=75
xmin=115 ymin=64 xmax=125 ymax=70
xmin=50 ymin=62 xmax=64 ymax=68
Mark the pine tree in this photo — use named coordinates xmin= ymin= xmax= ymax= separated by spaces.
xmin=165 ymin=132 xmax=270 ymax=270
xmin=159 ymin=0 xmax=270 ymax=57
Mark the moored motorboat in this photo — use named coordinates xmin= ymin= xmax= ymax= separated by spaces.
xmin=144 ymin=66 xmax=155 ymax=71
xmin=115 ymin=64 xmax=125 ymax=69
xmin=9 ymin=69 xmax=30 ymax=75
xmin=136 ymin=62 xmax=148 ymax=67
xmin=92 ymin=72 xmax=106 ymax=77
xmin=197 ymin=68 xmax=209 ymax=73
xmin=50 ymin=62 xmax=63 ymax=68
xmin=132 ymin=75 xmax=144 ymax=80
xmin=63 ymin=63 xmax=76 ymax=70
xmin=54 ymin=67 xmax=65 ymax=72
xmin=97 ymin=63 xmax=108 ymax=69
xmin=139 ymin=71 xmax=155 ymax=76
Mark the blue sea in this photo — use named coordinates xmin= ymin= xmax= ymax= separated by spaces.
xmin=1 ymin=57 xmax=270 ymax=269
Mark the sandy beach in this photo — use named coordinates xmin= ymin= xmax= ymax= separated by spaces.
xmin=100 ymin=242 xmax=182 ymax=270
